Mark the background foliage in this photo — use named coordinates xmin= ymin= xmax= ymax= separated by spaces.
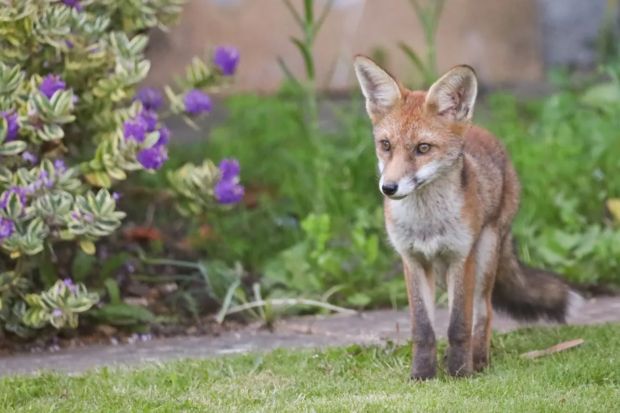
xmin=1 ymin=0 xmax=619 ymax=343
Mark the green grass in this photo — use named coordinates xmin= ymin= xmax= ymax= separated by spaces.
xmin=1 ymin=324 xmax=618 ymax=412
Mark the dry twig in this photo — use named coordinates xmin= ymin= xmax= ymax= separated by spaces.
xmin=520 ymin=338 xmax=585 ymax=359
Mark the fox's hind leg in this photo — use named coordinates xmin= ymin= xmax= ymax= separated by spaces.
xmin=403 ymin=257 xmax=437 ymax=380
xmin=472 ymin=226 xmax=500 ymax=371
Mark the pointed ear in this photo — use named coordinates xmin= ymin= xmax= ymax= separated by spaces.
xmin=425 ymin=65 xmax=478 ymax=122
xmin=353 ymin=55 xmax=402 ymax=122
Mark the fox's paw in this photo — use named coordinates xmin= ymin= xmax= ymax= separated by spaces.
xmin=446 ymin=346 xmax=473 ymax=377
xmin=473 ymin=351 xmax=489 ymax=372
xmin=411 ymin=351 xmax=437 ymax=380
xmin=410 ymin=364 xmax=436 ymax=381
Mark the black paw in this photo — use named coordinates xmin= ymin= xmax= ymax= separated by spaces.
xmin=473 ymin=352 xmax=489 ymax=372
xmin=411 ymin=351 xmax=437 ymax=380
xmin=446 ymin=346 xmax=473 ymax=377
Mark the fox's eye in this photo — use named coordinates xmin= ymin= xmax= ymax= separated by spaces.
xmin=380 ymin=140 xmax=391 ymax=152
xmin=416 ymin=143 xmax=431 ymax=154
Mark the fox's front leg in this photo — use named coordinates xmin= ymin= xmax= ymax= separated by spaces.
xmin=446 ymin=252 xmax=476 ymax=377
xmin=403 ymin=257 xmax=436 ymax=380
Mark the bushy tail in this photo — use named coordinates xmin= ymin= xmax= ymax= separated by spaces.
xmin=492 ymin=235 xmax=582 ymax=323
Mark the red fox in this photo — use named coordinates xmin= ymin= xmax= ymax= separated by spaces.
xmin=353 ymin=56 xmax=581 ymax=379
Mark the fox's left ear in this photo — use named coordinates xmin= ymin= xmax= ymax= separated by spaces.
xmin=425 ymin=65 xmax=478 ymax=122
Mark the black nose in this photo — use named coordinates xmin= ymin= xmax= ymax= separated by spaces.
xmin=381 ymin=183 xmax=398 ymax=196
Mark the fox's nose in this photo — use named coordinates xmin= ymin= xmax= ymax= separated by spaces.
xmin=381 ymin=182 xmax=398 ymax=196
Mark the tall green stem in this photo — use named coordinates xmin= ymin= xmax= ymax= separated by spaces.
xmin=281 ymin=0 xmax=334 ymax=212
xmin=406 ymin=0 xmax=446 ymax=85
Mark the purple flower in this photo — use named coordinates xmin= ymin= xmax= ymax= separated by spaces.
xmin=135 ymin=88 xmax=163 ymax=111
xmin=140 ymin=110 xmax=158 ymax=132
xmin=61 ymin=0 xmax=82 ymax=10
xmin=22 ymin=151 xmax=37 ymax=164
xmin=214 ymin=46 xmax=240 ymax=76
xmin=123 ymin=116 xmax=148 ymax=143
xmin=63 ymin=278 xmax=78 ymax=293
xmin=112 ymin=192 xmax=121 ymax=201
xmin=214 ymin=179 xmax=244 ymax=204
xmin=39 ymin=170 xmax=53 ymax=188
xmin=25 ymin=170 xmax=53 ymax=193
xmin=123 ymin=111 xmax=159 ymax=142
xmin=0 ymin=217 xmax=14 ymax=240
xmin=1 ymin=111 xmax=19 ymax=142
xmin=183 ymin=90 xmax=212 ymax=115
xmin=219 ymin=159 xmax=240 ymax=181
xmin=156 ymin=126 xmax=170 ymax=147
xmin=137 ymin=145 xmax=168 ymax=170
xmin=214 ymin=158 xmax=243 ymax=204
xmin=24 ymin=183 xmax=36 ymax=195
xmin=39 ymin=74 xmax=66 ymax=99
xmin=52 ymin=308 xmax=63 ymax=318
xmin=54 ymin=159 xmax=67 ymax=172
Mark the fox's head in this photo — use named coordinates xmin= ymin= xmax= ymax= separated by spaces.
xmin=353 ymin=56 xmax=478 ymax=199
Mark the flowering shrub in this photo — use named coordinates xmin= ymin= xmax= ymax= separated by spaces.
xmin=168 ymin=159 xmax=244 ymax=216
xmin=0 ymin=1 xmax=243 ymax=336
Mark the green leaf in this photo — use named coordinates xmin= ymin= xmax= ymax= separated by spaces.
xmin=0 ymin=63 xmax=25 ymax=95
xmin=581 ymin=82 xmax=620 ymax=111
xmin=106 ymin=167 xmax=127 ymax=181
xmin=38 ymin=252 xmax=58 ymax=288
xmin=0 ymin=140 xmax=26 ymax=156
xmin=283 ymin=0 xmax=303 ymax=27
xmin=347 ymin=292 xmax=371 ymax=308
xmin=72 ymin=251 xmax=97 ymax=281
xmin=101 ymin=252 xmax=131 ymax=279
xmin=84 ymin=171 xmax=112 ymax=188
xmin=4 ymin=191 xmax=23 ymax=219
xmin=315 ymin=0 xmax=334 ymax=33
xmin=398 ymin=42 xmax=431 ymax=83
xmin=290 ymin=37 xmax=314 ymax=80
xmin=79 ymin=240 xmax=96 ymax=255
xmin=104 ymin=278 xmax=121 ymax=305
xmin=142 ymin=130 xmax=160 ymax=148
xmin=89 ymin=303 xmax=155 ymax=326
xmin=607 ymin=199 xmax=620 ymax=223
xmin=277 ymin=56 xmax=302 ymax=90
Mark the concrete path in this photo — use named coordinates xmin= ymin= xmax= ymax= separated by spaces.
xmin=1 ymin=296 xmax=619 ymax=377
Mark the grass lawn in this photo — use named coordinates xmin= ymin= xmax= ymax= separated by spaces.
xmin=1 ymin=324 xmax=618 ymax=413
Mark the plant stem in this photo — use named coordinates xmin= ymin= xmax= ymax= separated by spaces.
xmin=407 ymin=0 xmax=445 ymax=85
xmin=14 ymin=256 xmax=25 ymax=277
xmin=141 ymin=256 xmax=200 ymax=270
xmin=219 ymin=298 xmax=357 ymax=322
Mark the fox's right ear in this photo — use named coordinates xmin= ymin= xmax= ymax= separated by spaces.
xmin=353 ymin=56 xmax=402 ymax=122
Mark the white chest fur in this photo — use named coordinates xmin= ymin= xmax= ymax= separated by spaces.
xmin=386 ymin=182 xmax=472 ymax=260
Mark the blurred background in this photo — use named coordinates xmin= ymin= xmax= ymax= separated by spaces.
xmin=146 ymin=0 xmax=615 ymax=91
